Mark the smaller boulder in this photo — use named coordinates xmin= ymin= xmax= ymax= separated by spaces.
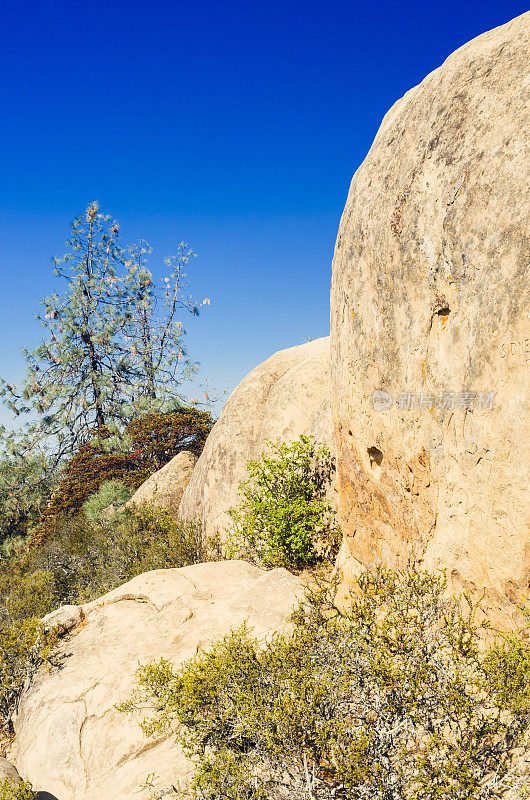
xmin=126 ymin=450 xmax=197 ymax=514
xmin=0 ymin=757 xmax=22 ymax=784
xmin=41 ymin=605 xmax=84 ymax=636
xmin=179 ymin=338 xmax=335 ymax=541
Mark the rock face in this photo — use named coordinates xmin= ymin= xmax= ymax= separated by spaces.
xmin=330 ymin=13 xmax=529 ymax=626
xmin=127 ymin=450 xmax=197 ymax=514
xmin=179 ymin=337 xmax=335 ymax=541
xmin=12 ymin=561 xmax=302 ymax=800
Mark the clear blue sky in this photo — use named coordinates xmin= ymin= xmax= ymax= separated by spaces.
xmin=0 ymin=0 xmax=526 ymax=421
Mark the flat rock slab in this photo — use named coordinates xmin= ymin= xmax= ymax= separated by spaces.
xmin=12 ymin=561 xmax=303 ymax=800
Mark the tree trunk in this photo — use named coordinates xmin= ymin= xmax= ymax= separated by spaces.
xmin=85 ymin=334 xmax=105 ymax=428
xmin=141 ymin=307 xmax=157 ymax=399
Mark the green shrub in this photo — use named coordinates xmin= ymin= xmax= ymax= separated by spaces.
xmin=26 ymin=506 xmax=210 ymax=605
xmin=121 ymin=568 xmax=530 ymax=800
xmin=0 ymin=562 xmax=58 ymax=733
xmin=0 ymin=618 xmax=57 ymax=736
xmin=227 ymin=435 xmax=339 ymax=569
xmin=82 ymin=480 xmax=132 ymax=524
xmin=0 ymin=779 xmax=37 ymax=800
xmin=0 ymin=568 xmax=56 ymax=625
xmin=483 ymin=633 xmax=530 ymax=716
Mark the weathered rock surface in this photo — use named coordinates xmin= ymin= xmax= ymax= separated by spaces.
xmin=127 ymin=450 xmax=197 ymax=514
xmin=12 ymin=561 xmax=302 ymax=800
xmin=179 ymin=337 xmax=336 ymax=540
xmin=330 ymin=13 xmax=529 ymax=626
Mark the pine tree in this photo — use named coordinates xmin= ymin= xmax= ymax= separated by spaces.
xmin=122 ymin=239 xmax=207 ymax=410
xmin=1 ymin=202 xmax=133 ymax=459
xmin=0 ymin=202 xmax=208 ymax=522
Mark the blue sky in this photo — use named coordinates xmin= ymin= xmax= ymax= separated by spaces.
xmin=0 ymin=0 xmax=526 ymax=421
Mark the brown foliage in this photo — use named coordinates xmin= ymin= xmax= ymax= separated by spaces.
xmin=126 ymin=407 xmax=213 ymax=484
xmin=32 ymin=408 xmax=213 ymax=544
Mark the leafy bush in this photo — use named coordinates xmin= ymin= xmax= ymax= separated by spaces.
xmin=227 ymin=435 xmax=339 ymax=569
xmin=82 ymin=480 xmax=132 ymax=524
xmin=31 ymin=429 xmax=134 ymax=544
xmin=125 ymin=408 xmax=213 ymax=480
xmin=0 ymin=779 xmax=37 ymax=800
xmin=0 ymin=552 xmax=59 ymax=735
xmin=121 ymin=568 xmax=530 ymax=800
xmin=18 ymin=507 xmax=210 ymax=608
xmin=32 ymin=408 xmax=213 ymax=544
xmin=0 ymin=568 xmax=56 ymax=626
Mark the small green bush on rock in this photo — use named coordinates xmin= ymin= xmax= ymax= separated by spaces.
xmin=227 ymin=435 xmax=339 ymax=570
xmin=122 ymin=567 xmax=530 ymax=800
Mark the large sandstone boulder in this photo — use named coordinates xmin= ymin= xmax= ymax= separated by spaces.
xmin=330 ymin=13 xmax=529 ymax=627
xmin=11 ymin=561 xmax=302 ymax=800
xmin=126 ymin=450 xmax=197 ymax=514
xmin=179 ymin=337 xmax=335 ymax=540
